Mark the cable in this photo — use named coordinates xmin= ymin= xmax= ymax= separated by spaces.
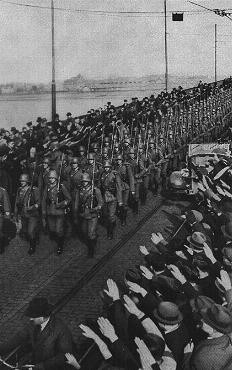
xmin=0 ymin=0 xmax=219 ymax=16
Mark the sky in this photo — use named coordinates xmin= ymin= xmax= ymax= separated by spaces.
xmin=0 ymin=0 xmax=232 ymax=83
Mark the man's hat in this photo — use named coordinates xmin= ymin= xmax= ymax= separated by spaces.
xmin=25 ymin=297 xmax=53 ymax=318
xmin=66 ymin=112 xmax=72 ymax=117
xmin=200 ymin=304 xmax=232 ymax=334
xmin=184 ymin=210 xmax=203 ymax=226
xmin=153 ymin=301 xmax=183 ymax=325
xmin=187 ymin=231 xmax=207 ymax=250
xmin=36 ymin=117 xmax=42 ymax=123
xmin=125 ymin=268 xmax=142 ymax=284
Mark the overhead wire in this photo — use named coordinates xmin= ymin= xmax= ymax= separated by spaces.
xmin=0 ymin=0 xmax=224 ymax=17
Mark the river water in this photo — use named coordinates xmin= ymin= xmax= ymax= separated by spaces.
xmin=0 ymin=89 xmax=158 ymax=130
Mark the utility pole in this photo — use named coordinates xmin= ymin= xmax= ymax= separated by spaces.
xmin=164 ymin=0 xmax=168 ymax=92
xmin=51 ymin=0 xmax=56 ymax=123
xmin=214 ymin=24 xmax=217 ymax=83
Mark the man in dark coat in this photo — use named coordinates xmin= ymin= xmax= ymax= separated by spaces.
xmin=0 ymin=297 xmax=74 ymax=370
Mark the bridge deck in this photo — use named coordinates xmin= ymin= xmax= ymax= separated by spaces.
xmin=0 ymin=193 xmax=190 ymax=368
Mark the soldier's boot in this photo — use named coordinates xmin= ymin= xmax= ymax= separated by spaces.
xmin=133 ymin=200 xmax=139 ymax=215
xmin=87 ymin=238 xmax=97 ymax=258
xmin=140 ymin=190 xmax=147 ymax=205
xmin=107 ymin=221 xmax=115 ymax=240
xmin=118 ymin=206 xmax=125 ymax=226
xmin=0 ymin=237 xmax=5 ymax=254
xmin=57 ymin=236 xmax=64 ymax=255
xmin=28 ymin=238 xmax=36 ymax=255
xmin=121 ymin=209 xmax=127 ymax=226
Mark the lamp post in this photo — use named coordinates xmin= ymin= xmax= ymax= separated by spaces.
xmin=164 ymin=0 xmax=168 ymax=92
xmin=51 ymin=0 xmax=56 ymax=122
xmin=214 ymin=24 xmax=217 ymax=83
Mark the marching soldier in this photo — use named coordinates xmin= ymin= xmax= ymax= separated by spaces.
xmin=75 ymin=173 xmax=103 ymax=257
xmin=127 ymin=148 xmax=143 ymax=214
xmin=69 ymin=157 xmax=83 ymax=235
xmin=147 ymin=139 xmax=162 ymax=195
xmin=41 ymin=170 xmax=71 ymax=255
xmin=114 ymin=154 xmax=135 ymax=225
xmin=85 ymin=153 xmax=101 ymax=186
xmin=38 ymin=157 xmax=51 ymax=198
xmin=0 ymin=185 xmax=11 ymax=253
xmin=137 ymin=144 xmax=149 ymax=205
xmin=14 ymin=174 xmax=40 ymax=255
xmin=78 ymin=145 xmax=88 ymax=168
xmin=99 ymin=160 xmax=123 ymax=239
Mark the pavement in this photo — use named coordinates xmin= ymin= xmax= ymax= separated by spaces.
xmin=0 ymin=192 xmax=190 ymax=368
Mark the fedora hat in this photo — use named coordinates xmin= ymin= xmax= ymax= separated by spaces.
xmin=153 ymin=301 xmax=183 ymax=325
xmin=184 ymin=210 xmax=203 ymax=226
xmin=124 ymin=268 xmax=142 ymax=284
xmin=25 ymin=297 xmax=53 ymax=318
xmin=200 ymin=304 xmax=232 ymax=334
xmin=187 ymin=231 xmax=207 ymax=250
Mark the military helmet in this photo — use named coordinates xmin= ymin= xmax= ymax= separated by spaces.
xmin=129 ymin=148 xmax=135 ymax=154
xmin=103 ymin=160 xmax=112 ymax=168
xmin=70 ymin=157 xmax=79 ymax=164
xmin=116 ymin=154 xmax=123 ymax=161
xmin=87 ymin=153 xmax=95 ymax=160
xmin=104 ymin=137 xmax=110 ymax=143
xmin=82 ymin=173 xmax=91 ymax=182
xmin=79 ymin=146 xmax=85 ymax=152
xmin=48 ymin=170 xmax=58 ymax=179
xmin=102 ymin=147 xmax=109 ymax=154
xmin=91 ymin=142 xmax=98 ymax=149
xmin=20 ymin=173 xmax=30 ymax=182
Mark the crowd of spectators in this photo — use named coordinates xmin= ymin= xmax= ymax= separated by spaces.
xmin=66 ymin=152 xmax=232 ymax=370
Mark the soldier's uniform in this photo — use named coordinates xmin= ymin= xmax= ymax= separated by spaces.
xmin=68 ymin=157 xmax=83 ymax=234
xmin=74 ymin=173 xmax=103 ymax=257
xmin=41 ymin=170 xmax=71 ymax=255
xmin=99 ymin=160 xmax=123 ymax=239
xmin=84 ymin=153 xmax=101 ymax=187
xmin=147 ymin=140 xmax=163 ymax=195
xmin=0 ymin=186 xmax=11 ymax=253
xmin=114 ymin=155 xmax=135 ymax=225
xmin=38 ymin=158 xmax=51 ymax=199
xmin=77 ymin=146 xmax=88 ymax=169
xmin=127 ymin=148 xmax=145 ymax=214
xmin=14 ymin=174 xmax=40 ymax=254
xmin=137 ymin=145 xmax=150 ymax=205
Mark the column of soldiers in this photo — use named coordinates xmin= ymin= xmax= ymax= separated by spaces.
xmin=0 ymin=130 xmax=167 ymax=258
xmin=1 ymin=78 xmax=232 ymax=257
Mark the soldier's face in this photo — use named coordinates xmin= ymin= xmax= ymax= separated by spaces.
xmin=149 ymin=144 xmax=154 ymax=150
xmin=49 ymin=177 xmax=57 ymax=185
xmin=88 ymin=158 xmax=94 ymax=165
xmin=79 ymin=150 xmax=85 ymax=156
xmin=129 ymin=153 xmax=135 ymax=160
xmin=71 ymin=163 xmax=78 ymax=169
xmin=20 ymin=180 xmax=27 ymax=187
xmin=43 ymin=163 xmax=49 ymax=169
xmin=82 ymin=180 xmax=90 ymax=187
xmin=104 ymin=166 xmax=111 ymax=172
xmin=116 ymin=159 xmax=123 ymax=166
